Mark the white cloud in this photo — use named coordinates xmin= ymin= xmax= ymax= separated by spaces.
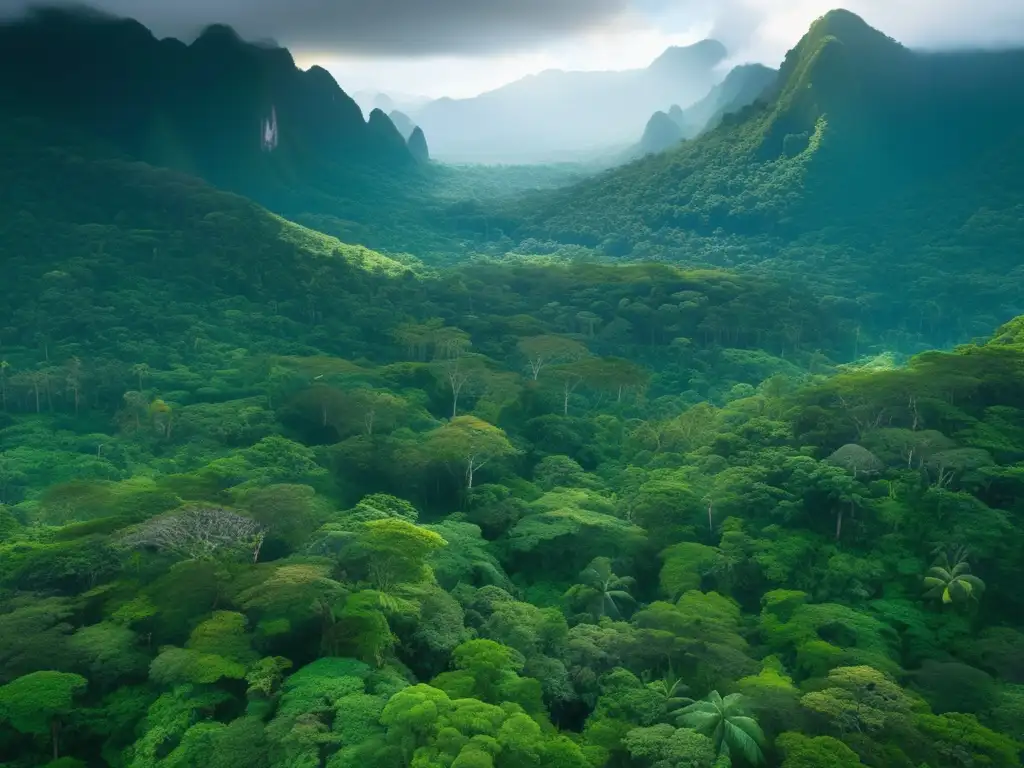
xmin=312 ymin=0 xmax=1024 ymax=100
xmin=308 ymin=11 xmax=710 ymax=99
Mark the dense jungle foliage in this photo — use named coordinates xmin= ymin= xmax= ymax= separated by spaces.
xmin=3 ymin=111 xmax=1024 ymax=768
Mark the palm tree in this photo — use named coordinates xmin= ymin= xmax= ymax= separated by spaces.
xmin=677 ymin=691 xmax=765 ymax=765
xmin=646 ymin=665 xmax=694 ymax=717
xmin=923 ymin=545 xmax=985 ymax=605
xmin=566 ymin=557 xmax=637 ymax=620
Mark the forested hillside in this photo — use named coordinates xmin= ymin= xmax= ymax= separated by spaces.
xmin=2 ymin=73 xmax=1024 ymax=768
xmin=511 ymin=10 xmax=1024 ymax=347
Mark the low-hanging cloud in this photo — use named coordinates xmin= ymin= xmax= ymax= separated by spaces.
xmin=702 ymin=0 xmax=1024 ymax=65
xmin=2 ymin=0 xmax=1022 ymax=64
xmin=0 ymin=0 xmax=634 ymax=56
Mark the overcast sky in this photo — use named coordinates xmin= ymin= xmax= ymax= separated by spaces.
xmin=5 ymin=0 xmax=1024 ymax=98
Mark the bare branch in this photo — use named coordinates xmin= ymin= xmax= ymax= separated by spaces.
xmin=121 ymin=506 xmax=265 ymax=561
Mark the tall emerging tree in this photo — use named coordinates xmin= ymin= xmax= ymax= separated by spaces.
xmin=677 ymin=690 xmax=766 ymax=765
xmin=517 ymin=335 xmax=587 ymax=381
xmin=425 ymin=416 xmax=518 ymax=490
xmin=0 ymin=671 xmax=87 ymax=760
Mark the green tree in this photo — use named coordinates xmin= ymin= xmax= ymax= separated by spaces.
xmin=564 ymin=556 xmax=637 ymax=620
xmin=517 ymin=335 xmax=587 ymax=381
xmin=677 ymin=691 xmax=766 ymax=765
xmin=0 ymin=671 xmax=87 ymax=760
xmin=426 ymin=416 xmax=518 ymax=490
xmin=922 ymin=545 xmax=985 ymax=606
xmin=775 ymin=732 xmax=863 ymax=767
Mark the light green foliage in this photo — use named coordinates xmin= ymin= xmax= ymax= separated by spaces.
xmin=431 ymin=640 xmax=543 ymax=714
xmin=922 ymin=546 xmax=986 ymax=606
xmin=375 ymin=683 xmax=570 ymax=767
xmin=424 ymin=520 xmax=510 ymax=590
xmin=775 ymin=732 xmax=863 ymax=767
xmin=266 ymin=658 xmax=373 ymax=766
xmin=0 ymin=671 xmax=87 ymax=743
xmin=914 ymin=712 xmax=1022 ymax=768
xmin=759 ymin=592 xmax=900 ymax=677
xmin=353 ymin=519 xmax=447 ymax=590
xmin=658 ymin=543 xmax=719 ymax=599
xmin=623 ymin=724 xmax=717 ymax=768
xmin=735 ymin=657 xmax=802 ymax=739
xmin=348 ymin=493 xmax=420 ymax=524
xmin=186 ymin=611 xmax=257 ymax=664
xmin=148 ymin=647 xmax=247 ymax=686
xmin=799 ymin=666 xmax=915 ymax=735
xmin=425 ymin=416 xmax=519 ymax=490
xmin=677 ymin=691 xmax=766 ymax=765
xmin=504 ymin=492 xmax=645 ymax=577
xmin=125 ymin=685 xmax=234 ymax=768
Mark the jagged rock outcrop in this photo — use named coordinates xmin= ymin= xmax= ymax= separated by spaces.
xmin=407 ymin=126 xmax=430 ymax=163
xmin=639 ymin=111 xmax=685 ymax=155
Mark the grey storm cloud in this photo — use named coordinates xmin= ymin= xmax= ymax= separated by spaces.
xmin=0 ymin=0 xmax=636 ymax=55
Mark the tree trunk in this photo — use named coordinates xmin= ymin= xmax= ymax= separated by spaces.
xmin=835 ymin=506 xmax=843 ymax=541
xmin=51 ymin=718 xmax=60 ymax=761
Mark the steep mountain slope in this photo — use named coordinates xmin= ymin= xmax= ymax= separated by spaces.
xmin=677 ymin=63 xmax=778 ymax=137
xmin=410 ymin=40 xmax=728 ymax=162
xmin=535 ymin=10 xmax=1024 ymax=235
xmin=0 ymin=7 xmax=415 ymax=213
xmin=634 ymin=64 xmax=778 ymax=156
xmin=408 ymin=127 xmax=431 ymax=163
xmin=516 ymin=11 xmax=1024 ymax=335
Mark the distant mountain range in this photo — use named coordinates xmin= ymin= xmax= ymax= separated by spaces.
xmin=352 ymin=90 xmax=431 ymax=116
xmin=407 ymin=40 xmax=729 ymax=163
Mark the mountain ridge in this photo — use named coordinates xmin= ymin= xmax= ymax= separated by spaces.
xmin=0 ymin=6 xmax=416 ymax=212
